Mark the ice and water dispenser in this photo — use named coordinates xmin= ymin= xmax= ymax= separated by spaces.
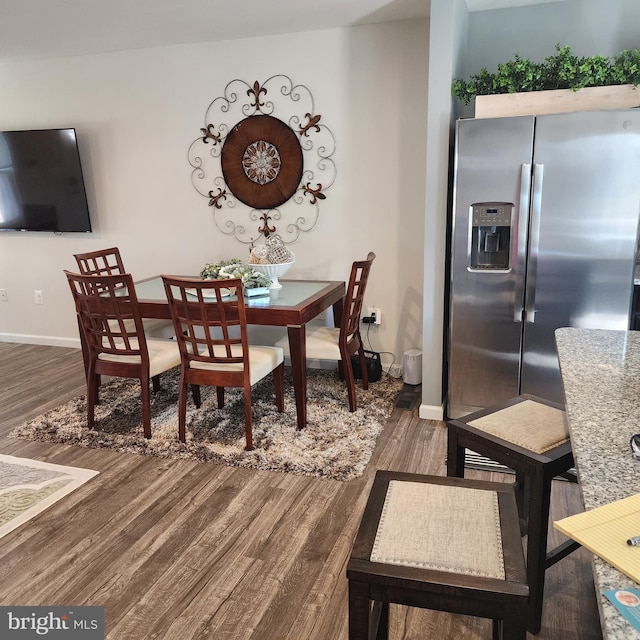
xmin=468 ymin=202 xmax=514 ymax=271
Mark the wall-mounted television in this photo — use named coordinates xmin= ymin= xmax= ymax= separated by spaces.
xmin=0 ymin=128 xmax=92 ymax=232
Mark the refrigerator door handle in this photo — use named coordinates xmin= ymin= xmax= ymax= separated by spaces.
xmin=525 ymin=163 xmax=544 ymax=323
xmin=514 ymin=163 xmax=532 ymax=323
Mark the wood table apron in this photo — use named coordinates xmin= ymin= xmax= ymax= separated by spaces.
xmin=135 ymin=278 xmax=346 ymax=430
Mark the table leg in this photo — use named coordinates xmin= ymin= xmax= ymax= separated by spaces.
xmin=287 ymin=324 xmax=307 ymax=430
xmin=333 ymin=297 xmax=344 ymax=328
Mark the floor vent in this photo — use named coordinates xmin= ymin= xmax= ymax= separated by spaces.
xmin=463 ymin=450 xmax=577 ymax=480
xmin=464 ymin=450 xmax=512 ymax=474
xmin=394 ymin=384 xmax=421 ymax=410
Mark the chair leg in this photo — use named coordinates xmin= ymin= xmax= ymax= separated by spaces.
xmin=446 ymin=427 xmax=465 ymax=478
xmin=372 ymin=601 xmax=389 ymax=640
xmin=501 ymin=608 xmax=528 ymax=640
xmin=141 ymin=377 xmax=152 ymax=439
xmin=348 ymin=580 xmax=370 ymax=640
xmin=216 ymin=386 xmax=225 ymax=409
xmin=87 ymin=369 xmax=98 ymax=430
xmin=178 ymin=371 xmax=188 ymax=443
xmin=273 ymin=363 xmax=284 ymax=412
xmin=514 ymin=470 xmax=527 ymax=535
xmin=79 ymin=318 xmax=99 ymax=404
xmin=191 ymin=384 xmax=201 ymax=408
xmin=243 ymin=386 xmax=253 ymax=451
xmin=525 ymin=471 xmax=553 ymax=635
xmin=342 ymin=354 xmax=358 ymax=412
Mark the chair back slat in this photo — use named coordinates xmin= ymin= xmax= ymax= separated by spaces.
xmin=162 ymin=277 xmax=248 ymax=368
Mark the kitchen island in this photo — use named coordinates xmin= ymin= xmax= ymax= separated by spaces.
xmin=555 ymin=327 xmax=640 ymax=640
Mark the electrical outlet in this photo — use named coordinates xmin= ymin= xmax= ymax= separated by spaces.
xmin=367 ymin=306 xmax=381 ymax=325
xmin=0 ymin=289 xmax=6 ymax=302
xmin=34 ymin=290 xmax=44 ymax=305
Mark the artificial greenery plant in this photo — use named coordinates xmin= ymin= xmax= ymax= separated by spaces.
xmin=200 ymin=258 xmax=272 ymax=289
xmin=452 ymin=45 xmax=640 ymax=105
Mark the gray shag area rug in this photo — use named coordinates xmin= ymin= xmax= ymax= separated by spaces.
xmin=11 ymin=368 xmax=403 ymax=482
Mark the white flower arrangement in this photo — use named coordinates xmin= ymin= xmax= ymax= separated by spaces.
xmin=200 ymin=258 xmax=272 ymax=289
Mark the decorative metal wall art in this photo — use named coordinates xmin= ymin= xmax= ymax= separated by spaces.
xmin=188 ymin=75 xmax=336 ymax=244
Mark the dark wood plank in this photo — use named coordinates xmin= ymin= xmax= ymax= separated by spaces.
xmin=0 ymin=342 xmax=601 ymax=640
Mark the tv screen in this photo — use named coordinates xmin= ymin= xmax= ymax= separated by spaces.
xmin=0 ymin=128 xmax=92 ymax=232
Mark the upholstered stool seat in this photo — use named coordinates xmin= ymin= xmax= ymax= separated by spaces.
xmin=446 ymin=394 xmax=579 ymax=635
xmin=347 ymin=471 xmax=529 ymax=640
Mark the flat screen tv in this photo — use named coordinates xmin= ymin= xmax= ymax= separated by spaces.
xmin=0 ymin=128 xmax=92 ymax=232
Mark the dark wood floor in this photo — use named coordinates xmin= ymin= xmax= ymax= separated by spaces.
xmin=0 ymin=342 xmax=602 ymax=639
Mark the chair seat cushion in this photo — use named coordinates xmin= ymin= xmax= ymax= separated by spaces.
xmin=275 ymin=326 xmax=341 ymax=361
xmin=190 ymin=345 xmax=284 ymax=385
xmin=370 ymin=480 xmax=505 ymax=579
xmin=98 ymin=338 xmax=181 ymax=377
xmin=467 ymin=399 xmax=569 ymax=454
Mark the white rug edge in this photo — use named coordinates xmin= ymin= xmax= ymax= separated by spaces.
xmin=0 ymin=454 xmax=99 ymax=539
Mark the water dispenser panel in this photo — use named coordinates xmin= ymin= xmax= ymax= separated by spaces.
xmin=469 ymin=202 xmax=514 ymax=271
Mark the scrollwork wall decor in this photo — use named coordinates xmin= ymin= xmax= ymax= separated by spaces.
xmin=188 ymin=75 xmax=336 ymax=245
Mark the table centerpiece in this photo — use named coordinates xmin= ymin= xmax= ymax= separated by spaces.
xmin=246 ymin=234 xmax=295 ymax=290
xmin=199 ymin=258 xmax=272 ymax=296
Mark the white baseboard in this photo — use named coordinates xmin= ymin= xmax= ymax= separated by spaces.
xmin=419 ymin=403 xmax=444 ymax=422
xmin=0 ymin=333 xmax=81 ymax=349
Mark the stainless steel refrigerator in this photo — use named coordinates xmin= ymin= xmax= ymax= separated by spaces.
xmin=447 ymin=110 xmax=640 ymax=419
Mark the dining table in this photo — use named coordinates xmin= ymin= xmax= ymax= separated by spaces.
xmin=134 ymin=277 xmax=345 ymax=430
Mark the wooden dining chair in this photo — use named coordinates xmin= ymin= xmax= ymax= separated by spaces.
xmin=73 ymin=246 xmax=174 ymax=338
xmin=64 ymin=270 xmax=182 ymax=439
xmin=73 ymin=246 xmax=174 ymax=397
xmin=162 ymin=276 xmax=285 ymax=451
xmin=275 ymin=252 xmax=375 ymax=412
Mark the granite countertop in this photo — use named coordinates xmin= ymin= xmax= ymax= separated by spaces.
xmin=635 ymin=263 xmax=640 ymax=286
xmin=555 ymin=327 xmax=640 ymax=640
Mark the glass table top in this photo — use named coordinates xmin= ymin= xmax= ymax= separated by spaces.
xmin=135 ymin=277 xmax=338 ymax=309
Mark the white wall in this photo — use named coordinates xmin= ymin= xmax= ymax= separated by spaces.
xmin=0 ymin=21 xmax=429 ymax=381
xmin=465 ymin=0 xmax=640 ymax=76
xmin=417 ymin=0 xmax=469 ymax=420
